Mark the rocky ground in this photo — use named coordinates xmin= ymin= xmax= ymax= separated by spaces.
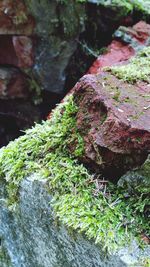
xmin=0 ymin=1 xmax=150 ymax=267
xmin=0 ymin=0 xmax=150 ymax=146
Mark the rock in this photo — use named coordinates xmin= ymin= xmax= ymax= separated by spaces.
xmin=88 ymin=0 xmax=150 ymax=19
xmin=12 ymin=36 xmax=34 ymax=68
xmin=0 ymin=176 xmax=149 ymax=267
xmin=24 ymin=0 xmax=86 ymax=93
xmin=0 ymin=91 xmax=149 ymax=266
xmin=0 ymin=0 xmax=34 ymax=35
xmin=0 ymin=1 xmax=149 ymax=97
xmin=0 ymin=36 xmax=34 ymax=69
xmin=118 ymin=155 xmax=150 ymax=189
xmin=0 ymin=98 xmax=41 ymax=145
xmin=0 ymin=67 xmax=29 ymax=99
xmin=73 ymin=47 xmax=150 ymax=177
xmin=88 ymin=21 xmax=150 ymax=74
xmin=0 ymin=240 xmax=12 ymax=267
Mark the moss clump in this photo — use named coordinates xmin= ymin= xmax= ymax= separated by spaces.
xmin=132 ymin=0 xmax=150 ymax=16
xmin=107 ymin=47 xmax=150 ymax=84
xmin=0 ymin=95 xmax=149 ymax=253
xmin=61 ymin=0 xmax=150 ymax=19
xmin=0 ymin=244 xmax=12 ymax=267
xmin=0 ymin=96 xmax=84 ymax=206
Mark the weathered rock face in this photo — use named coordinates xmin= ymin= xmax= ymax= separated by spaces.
xmin=0 ymin=67 xmax=29 ymax=99
xmin=19 ymin=0 xmax=86 ymax=94
xmin=72 ymin=49 xmax=150 ymax=177
xmin=88 ymin=21 xmax=150 ymax=74
xmin=0 ymin=0 xmax=150 ymax=96
xmin=0 ymin=1 xmax=150 ymax=148
xmin=0 ymin=176 xmax=149 ymax=267
xmin=0 ymin=0 xmax=34 ymax=35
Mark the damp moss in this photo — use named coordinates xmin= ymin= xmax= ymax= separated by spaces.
xmin=107 ymin=47 xmax=150 ymax=84
xmin=59 ymin=0 xmax=150 ymax=17
xmin=0 ymin=95 xmax=149 ymax=253
xmin=0 ymin=95 xmax=84 ymax=206
xmin=0 ymin=244 xmax=12 ymax=267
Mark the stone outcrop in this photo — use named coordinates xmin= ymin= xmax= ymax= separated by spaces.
xmin=0 ymin=174 xmax=149 ymax=267
xmin=0 ymin=67 xmax=29 ymax=99
xmin=0 ymin=1 xmax=150 ymax=147
xmin=0 ymin=2 xmax=150 ymax=267
xmin=1 ymin=0 xmax=150 ymax=96
xmin=88 ymin=21 xmax=150 ymax=74
xmin=67 ymin=46 xmax=150 ymax=177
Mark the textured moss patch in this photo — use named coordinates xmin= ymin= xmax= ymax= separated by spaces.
xmin=0 ymin=96 xmax=149 ymax=253
xmin=107 ymin=47 xmax=150 ymax=83
xmin=60 ymin=0 xmax=150 ymax=17
xmin=0 ymin=244 xmax=12 ymax=267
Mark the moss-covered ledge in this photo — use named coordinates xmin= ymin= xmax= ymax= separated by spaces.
xmin=0 ymin=95 xmax=149 ymax=259
xmin=107 ymin=47 xmax=150 ymax=83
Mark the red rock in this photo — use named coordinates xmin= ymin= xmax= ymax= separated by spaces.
xmin=72 ymin=70 xmax=150 ymax=177
xmin=0 ymin=0 xmax=34 ymax=35
xmin=88 ymin=41 xmax=135 ymax=74
xmin=0 ymin=67 xmax=29 ymax=99
xmin=88 ymin=21 xmax=150 ymax=75
xmin=13 ymin=36 xmax=34 ymax=68
xmin=0 ymin=36 xmax=34 ymax=68
xmin=0 ymin=36 xmax=18 ymax=66
xmin=130 ymin=21 xmax=150 ymax=44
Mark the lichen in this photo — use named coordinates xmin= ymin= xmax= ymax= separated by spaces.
xmin=107 ymin=47 xmax=150 ymax=84
xmin=0 ymin=95 xmax=149 ymax=253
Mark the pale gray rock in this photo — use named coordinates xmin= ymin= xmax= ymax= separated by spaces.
xmin=0 ymin=175 xmax=149 ymax=267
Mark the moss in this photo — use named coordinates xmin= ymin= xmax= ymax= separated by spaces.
xmin=0 ymin=95 xmax=149 ymax=253
xmin=132 ymin=0 xmax=150 ymax=17
xmin=13 ymin=11 xmax=28 ymax=25
xmin=60 ymin=0 xmax=150 ymax=19
xmin=0 ymin=244 xmax=12 ymax=267
xmin=107 ymin=47 xmax=150 ymax=84
xmin=0 ymin=96 xmax=84 ymax=206
xmin=58 ymin=0 xmax=86 ymax=39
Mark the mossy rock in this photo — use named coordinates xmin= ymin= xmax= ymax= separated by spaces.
xmin=0 ymin=95 xmax=149 ymax=254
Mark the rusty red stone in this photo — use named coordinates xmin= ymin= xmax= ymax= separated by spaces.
xmin=0 ymin=67 xmax=29 ymax=99
xmin=0 ymin=35 xmax=34 ymax=68
xmin=73 ymin=72 xmax=150 ymax=176
xmin=13 ymin=36 xmax=34 ymax=68
xmin=0 ymin=0 xmax=35 ymax=35
xmin=88 ymin=21 xmax=150 ymax=75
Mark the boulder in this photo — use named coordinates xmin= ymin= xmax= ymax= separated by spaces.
xmin=0 ymin=89 xmax=149 ymax=267
xmin=0 ymin=176 xmax=149 ymax=267
xmin=0 ymin=67 xmax=29 ymax=99
xmin=0 ymin=0 xmax=34 ymax=35
xmin=88 ymin=21 xmax=150 ymax=75
xmin=72 ymin=47 xmax=150 ymax=177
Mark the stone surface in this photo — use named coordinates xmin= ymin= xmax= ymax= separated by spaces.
xmin=88 ymin=21 xmax=150 ymax=74
xmin=118 ymin=155 xmax=150 ymax=189
xmin=12 ymin=36 xmax=34 ymax=68
xmin=0 ymin=67 xmax=29 ymax=99
xmin=73 ymin=64 xmax=150 ymax=176
xmin=0 ymin=0 xmax=34 ymax=35
xmin=0 ymin=241 xmax=12 ymax=267
xmin=0 ymin=99 xmax=41 ymax=147
xmin=0 ymin=175 xmax=149 ymax=267
xmin=22 ymin=0 xmax=86 ymax=93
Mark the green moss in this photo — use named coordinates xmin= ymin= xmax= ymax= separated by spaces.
xmin=61 ymin=0 xmax=150 ymax=19
xmin=0 ymin=96 xmax=84 ymax=206
xmin=0 ymin=95 xmax=149 ymax=253
xmin=132 ymin=0 xmax=150 ymax=16
xmin=107 ymin=47 xmax=150 ymax=84
xmin=0 ymin=244 xmax=12 ymax=267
